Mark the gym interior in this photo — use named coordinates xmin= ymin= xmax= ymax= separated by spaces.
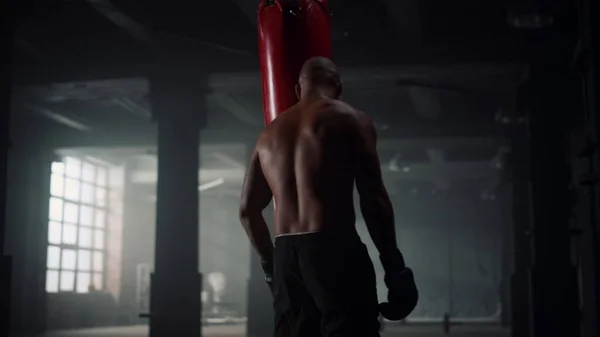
xmin=1 ymin=1 xmax=598 ymax=337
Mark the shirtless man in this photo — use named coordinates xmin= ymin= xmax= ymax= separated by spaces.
xmin=239 ymin=57 xmax=418 ymax=337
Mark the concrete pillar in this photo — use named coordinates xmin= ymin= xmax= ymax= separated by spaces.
xmin=526 ymin=26 xmax=580 ymax=337
xmin=3 ymin=127 xmax=53 ymax=335
xmin=507 ymin=117 xmax=531 ymax=337
xmin=0 ymin=1 xmax=14 ymax=335
xmin=577 ymin=0 xmax=600 ymax=334
xmin=498 ymin=181 xmax=512 ymax=328
xmin=246 ymin=145 xmax=274 ymax=337
xmin=148 ymin=62 xmax=206 ymax=337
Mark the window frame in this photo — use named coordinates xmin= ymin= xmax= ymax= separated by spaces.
xmin=45 ymin=157 xmax=109 ymax=294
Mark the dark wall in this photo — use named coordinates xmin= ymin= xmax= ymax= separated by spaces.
xmin=5 ymin=122 xmax=53 ymax=334
xmin=356 ymin=193 xmax=504 ymax=318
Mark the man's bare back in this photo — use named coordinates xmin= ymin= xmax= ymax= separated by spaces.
xmin=256 ymin=98 xmax=367 ymax=236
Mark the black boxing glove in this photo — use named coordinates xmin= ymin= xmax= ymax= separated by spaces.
xmin=379 ymin=249 xmax=418 ymax=321
xmin=261 ymin=259 xmax=274 ymax=295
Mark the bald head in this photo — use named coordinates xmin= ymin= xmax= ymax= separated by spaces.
xmin=297 ymin=57 xmax=342 ymax=99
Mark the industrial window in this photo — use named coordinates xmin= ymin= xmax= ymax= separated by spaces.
xmin=45 ymin=157 xmax=108 ymax=293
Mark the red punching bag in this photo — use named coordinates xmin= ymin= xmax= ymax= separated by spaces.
xmin=258 ymin=0 xmax=332 ymax=125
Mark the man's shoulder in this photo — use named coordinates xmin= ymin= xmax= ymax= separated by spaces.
xmin=256 ymin=112 xmax=291 ymax=145
xmin=326 ymin=100 xmax=371 ymax=127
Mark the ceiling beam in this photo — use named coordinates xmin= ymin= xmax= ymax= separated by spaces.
xmin=22 ymin=104 xmax=91 ymax=131
xmin=86 ymin=0 xmax=153 ymax=45
xmin=111 ymin=97 xmax=152 ymax=119
xmin=15 ymin=63 xmax=524 ymax=101
xmin=208 ymin=63 xmax=525 ymax=91
xmin=207 ymin=93 xmax=262 ymax=126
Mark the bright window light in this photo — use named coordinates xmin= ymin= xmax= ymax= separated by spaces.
xmin=45 ymin=158 xmax=109 ymax=293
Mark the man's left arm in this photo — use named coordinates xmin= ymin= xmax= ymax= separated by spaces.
xmin=239 ymin=148 xmax=274 ymax=264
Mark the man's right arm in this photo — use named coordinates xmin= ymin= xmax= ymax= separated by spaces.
xmin=355 ymin=116 xmax=419 ymax=321
xmin=354 ymin=117 xmax=399 ymax=259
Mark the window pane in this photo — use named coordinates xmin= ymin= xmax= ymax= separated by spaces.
xmin=65 ymin=179 xmax=80 ymax=201
xmin=47 ymin=246 xmax=61 ymax=269
xmin=60 ymin=271 xmax=75 ymax=291
xmin=93 ymin=252 xmax=104 ymax=272
xmin=81 ymin=184 xmax=94 ymax=204
xmin=65 ymin=158 xmax=81 ymax=178
xmin=79 ymin=227 xmax=92 ymax=248
xmin=61 ymin=249 xmax=77 ymax=270
xmin=95 ymin=188 xmax=107 ymax=207
xmin=78 ymin=250 xmax=91 ymax=271
xmin=48 ymin=221 xmax=62 ymax=244
xmin=76 ymin=272 xmax=91 ymax=293
xmin=64 ymin=203 xmax=79 ymax=224
xmin=52 ymin=162 xmax=65 ymax=174
xmin=97 ymin=167 xmax=107 ymax=187
xmin=49 ymin=198 xmax=63 ymax=222
xmin=80 ymin=206 xmax=94 ymax=226
xmin=82 ymin=163 xmax=95 ymax=183
xmin=46 ymin=270 xmax=59 ymax=292
xmin=50 ymin=174 xmax=64 ymax=197
xmin=95 ymin=209 xmax=105 ymax=228
xmin=93 ymin=273 xmax=103 ymax=290
xmin=94 ymin=230 xmax=104 ymax=249
xmin=62 ymin=224 xmax=77 ymax=245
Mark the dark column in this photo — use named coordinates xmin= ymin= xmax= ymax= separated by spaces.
xmin=505 ymin=111 xmax=532 ymax=337
xmin=576 ymin=0 xmax=600 ymax=334
xmin=246 ymin=145 xmax=274 ymax=337
xmin=0 ymin=1 xmax=14 ymax=335
xmin=148 ymin=60 xmax=205 ymax=337
xmin=498 ymin=180 xmax=512 ymax=328
xmin=3 ymin=119 xmax=53 ymax=334
xmin=526 ymin=15 xmax=580 ymax=337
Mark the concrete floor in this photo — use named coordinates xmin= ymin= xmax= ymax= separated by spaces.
xmin=42 ymin=323 xmax=510 ymax=337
